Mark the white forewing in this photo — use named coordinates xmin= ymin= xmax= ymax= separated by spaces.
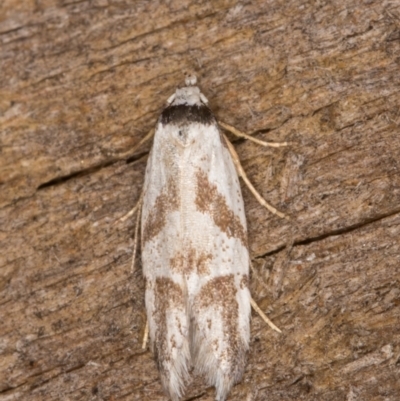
xmin=141 ymin=83 xmax=251 ymax=401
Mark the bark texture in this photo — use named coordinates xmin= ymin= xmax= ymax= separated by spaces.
xmin=1 ymin=1 xmax=399 ymax=400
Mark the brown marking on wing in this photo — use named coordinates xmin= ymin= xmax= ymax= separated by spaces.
xmin=151 ymin=277 xmax=185 ymax=381
xmin=169 ymin=251 xmax=185 ymax=273
xmin=142 ymin=180 xmax=179 ymax=244
xmin=195 ymin=274 xmax=247 ymax=369
xmin=170 ymin=247 xmax=213 ymax=275
xmin=197 ymin=251 xmax=213 ymax=275
xmin=195 ymin=170 xmax=248 ymax=247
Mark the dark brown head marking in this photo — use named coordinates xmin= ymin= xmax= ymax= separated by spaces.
xmin=160 ymin=104 xmax=216 ymax=126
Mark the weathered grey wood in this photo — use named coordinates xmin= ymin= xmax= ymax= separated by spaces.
xmin=1 ymin=1 xmax=399 ymax=400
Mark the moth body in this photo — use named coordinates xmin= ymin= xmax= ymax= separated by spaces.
xmin=141 ymin=77 xmax=251 ymax=401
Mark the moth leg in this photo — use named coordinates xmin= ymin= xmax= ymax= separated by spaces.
xmin=219 ymin=121 xmax=291 ymax=148
xmin=132 ymin=127 xmax=155 ymax=152
xmin=114 ymin=193 xmax=146 ymax=346
xmin=113 ymin=124 xmax=150 ymax=224
xmin=115 ymin=192 xmax=143 ymax=224
xmin=142 ymin=319 xmax=149 ymax=349
xmin=130 ymin=197 xmax=142 ymax=272
xmin=116 ymin=128 xmax=155 ymax=159
xmin=113 ymin=129 xmax=153 ymax=351
xmin=250 ymin=297 xmax=281 ymax=333
xmin=113 ymin=192 xmax=142 ymax=271
xmin=222 ymin=134 xmax=288 ymax=220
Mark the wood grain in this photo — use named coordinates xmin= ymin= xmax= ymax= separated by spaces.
xmin=1 ymin=1 xmax=399 ymax=400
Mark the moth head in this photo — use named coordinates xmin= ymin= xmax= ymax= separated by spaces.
xmin=185 ymin=74 xmax=197 ymax=86
xmin=166 ymin=75 xmax=209 ymax=106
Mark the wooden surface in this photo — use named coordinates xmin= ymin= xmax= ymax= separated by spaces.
xmin=1 ymin=1 xmax=399 ymax=400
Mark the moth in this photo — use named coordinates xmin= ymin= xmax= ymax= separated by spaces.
xmin=124 ymin=75 xmax=287 ymax=401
